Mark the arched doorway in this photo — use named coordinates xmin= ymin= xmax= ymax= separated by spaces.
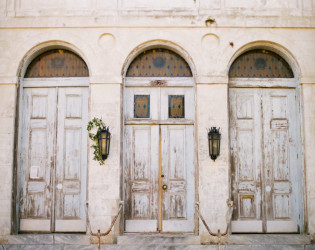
xmin=123 ymin=48 xmax=195 ymax=233
xmin=17 ymin=49 xmax=89 ymax=232
xmin=229 ymin=49 xmax=303 ymax=233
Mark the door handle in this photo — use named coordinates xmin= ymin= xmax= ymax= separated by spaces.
xmin=162 ymin=184 xmax=168 ymax=190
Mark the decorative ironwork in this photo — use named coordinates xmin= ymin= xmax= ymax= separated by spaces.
xmin=229 ymin=49 xmax=294 ymax=78
xmin=168 ymin=95 xmax=185 ymax=118
xmin=134 ymin=95 xmax=150 ymax=118
xmin=126 ymin=48 xmax=192 ymax=77
xmin=195 ymin=200 xmax=234 ymax=245
xmin=25 ymin=49 xmax=89 ymax=78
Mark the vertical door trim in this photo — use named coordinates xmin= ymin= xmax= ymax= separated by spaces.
xmin=158 ymin=125 xmax=162 ymax=232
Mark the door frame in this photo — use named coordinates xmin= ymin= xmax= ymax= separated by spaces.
xmin=13 ymin=77 xmax=90 ymax=233
xmin=228 ymin=77 xmax=305 ymax=233
xmin=122 ymin=76 xmax=198 ymax=233
xmin=12 ymin=42 xmax=91 ymax=234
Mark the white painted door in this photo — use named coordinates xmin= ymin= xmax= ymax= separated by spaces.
xmin=19 ymin=88 xmax=56 ymax=232
xmin=18 ymin=87 xmax=88 ymax=232
xmin=161 ymin=125 xmax=194 ymax=232
xmin=124 ymin=85 xmax=195 ymax=232
xmin=55 ymin=88 xmax=88 ymax=232
xmin=230 ymin=88 xmax=302 ymax=233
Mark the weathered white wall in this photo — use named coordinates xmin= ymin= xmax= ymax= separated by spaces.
xmin=0 ymin=0 xmax=314 ymax=244
xmin=197 ymin=83 xmax=229 ymax=243
xmin=88 ymin=84 xmax=121 ymax=244
xmin=303 ymin=84 xmax=315 ymax=239
xmin=0 ymin=85 xmax=16 ymax=241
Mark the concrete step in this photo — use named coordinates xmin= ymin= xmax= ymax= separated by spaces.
xmin=117 ymin=234 xmax=200 ymax=245
xmin=1 ymin=244 xmax=315 ymax=250
xmin=227 ymin=234 xmax=311 ymax=245
xmin=2 ymin=234 xmax=314 ymax=249
xmin=7 ymin=234 xmax=90 ymax=245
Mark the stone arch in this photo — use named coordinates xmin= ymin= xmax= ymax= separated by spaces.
xmin=17 ymin=41 xmax=91 ymax=79
xmin=24 ymin=49 xmax=89 ymax=78
xmin=14 ymin=41 xmax=90 ymax=234
xmin=226 ymin=41 xmax=300 ymax=80
xmin=126 ymin=48 xmax=192 ymax=77
xmin=228 ymin=41 xmax=304 ymax=233
xmin=122 ymin=40 xmax=196 ymax=79
xmin=122 ymin=40 xmax=197 ymax=233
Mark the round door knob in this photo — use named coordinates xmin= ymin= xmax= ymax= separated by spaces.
xmin=162 ymin=184 xmax=168 ymax=190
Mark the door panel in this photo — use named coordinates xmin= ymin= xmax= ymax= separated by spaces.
xmin=230 ymin=88 xmax=263 ymax=232
xmin=263 ymin=89 xmax=300 ymax=232
xmin=124 ymin=85 xmax=195 ymax=233
xmin=19 ymin=87 xmax=88 ymax=233
xmin=55 ymin=88 xmax=88 ymax=232
xmin=124 ymin=125 xmax=159 ymax=232
xmin=230 ymin=88 xmax=301 ymax=233
xmin=161 ymin=125 xmax=194 ymax=232
xmin=19 ymin=88 xmax=56 ymax=232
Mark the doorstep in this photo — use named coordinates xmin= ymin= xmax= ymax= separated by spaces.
xmin=227 ymin=234 xmax=311 ymax=245
xmin=7 ymin=234 xmax=90 ymax=245
xmin=117 ymin=233 xmax=200 ymax=245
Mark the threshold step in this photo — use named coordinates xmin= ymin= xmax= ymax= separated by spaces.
xmin=117 ymin=234 xmax=200 ymax=245
xmin=227 ymin=234 xmax=311 ymax=245
xmin=8 ymin=234 xmax=90 ymax=245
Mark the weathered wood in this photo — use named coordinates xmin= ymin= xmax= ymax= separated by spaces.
xmin=262 ymin=89 xmax=300 ymax=232
xmin=19 ymin=88 xmax=56 ymax=232
xmin=161 ymin=125 xmax=194 ymax=232
xmin=18 ymin=86 xmax=88 ymax=232
xmin=124 ymin=125 xmax=159 ymax=230
xmin=230 ymin=88 xmax=262 ymax=232
xmin=230 ymin=87 xmax=302 ymax=233
xmin=55 ymin=87 xmax=88 ymax=232
xmin=124 ymin=84 xmax=195 ymax=233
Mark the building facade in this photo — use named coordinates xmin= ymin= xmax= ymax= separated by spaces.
xmin=0 ymin=0 xmax=314 ymax=244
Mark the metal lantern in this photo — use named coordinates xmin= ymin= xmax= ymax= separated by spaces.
xmin=208 ymin=127 xmax=221 ymax=161
xmin=98 ymin=127 xmax=111 ymax=160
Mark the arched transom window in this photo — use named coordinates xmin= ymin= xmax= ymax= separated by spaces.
xmin=25 ymin=49 xmax=89 ymax=78
xmin=229 ymin=49 xmax=293 ymax=78
xmin=126 ymin=48 xmax=192 ymax=77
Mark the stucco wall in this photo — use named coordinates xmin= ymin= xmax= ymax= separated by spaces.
xmin=0 ymin=0 xmax=314 ymax=243
xmin=0 ymin=85 xmax=16 ymax=240
xmin=303 ymin=84 xmax=315 ymax=238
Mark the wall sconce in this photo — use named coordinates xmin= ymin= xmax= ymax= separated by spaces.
xmin=98 ymin=127 xmax=111 ymax=160
xmin=208 ymin=127 xmax=221 ymax=161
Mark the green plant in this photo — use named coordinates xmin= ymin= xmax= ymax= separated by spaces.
xmin=87 ymin=117 xmax=106 ymax=165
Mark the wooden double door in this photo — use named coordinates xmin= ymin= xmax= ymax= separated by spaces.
xmin=18 ymin=86 xmax=88 ymax=232
xmin=124 ymin=85 xmax=195 ymax=232
xmin=230 ymin=87 xmax=302 ymax=233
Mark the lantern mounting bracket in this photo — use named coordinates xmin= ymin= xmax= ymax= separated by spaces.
xmin=87 ymin=117 xmax=111 ymax=165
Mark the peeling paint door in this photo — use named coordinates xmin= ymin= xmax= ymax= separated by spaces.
xmin=161 ymin=125 xmax=194 ymax=232
xmin=19 ymin=88 xmax=56 ymax=232
xmin=230 ymin=88 xmax=302 ymax=233
xmin=18 ymin=87 xmax=88 ymax=232
xmin=124 ymin=85 xmax=195 ymax=232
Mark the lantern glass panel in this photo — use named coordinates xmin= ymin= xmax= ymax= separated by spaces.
xmin=208 ymin=127 xmax=221 ymax=161
xmin=98 ymin=128 xmax=111 ymax=160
